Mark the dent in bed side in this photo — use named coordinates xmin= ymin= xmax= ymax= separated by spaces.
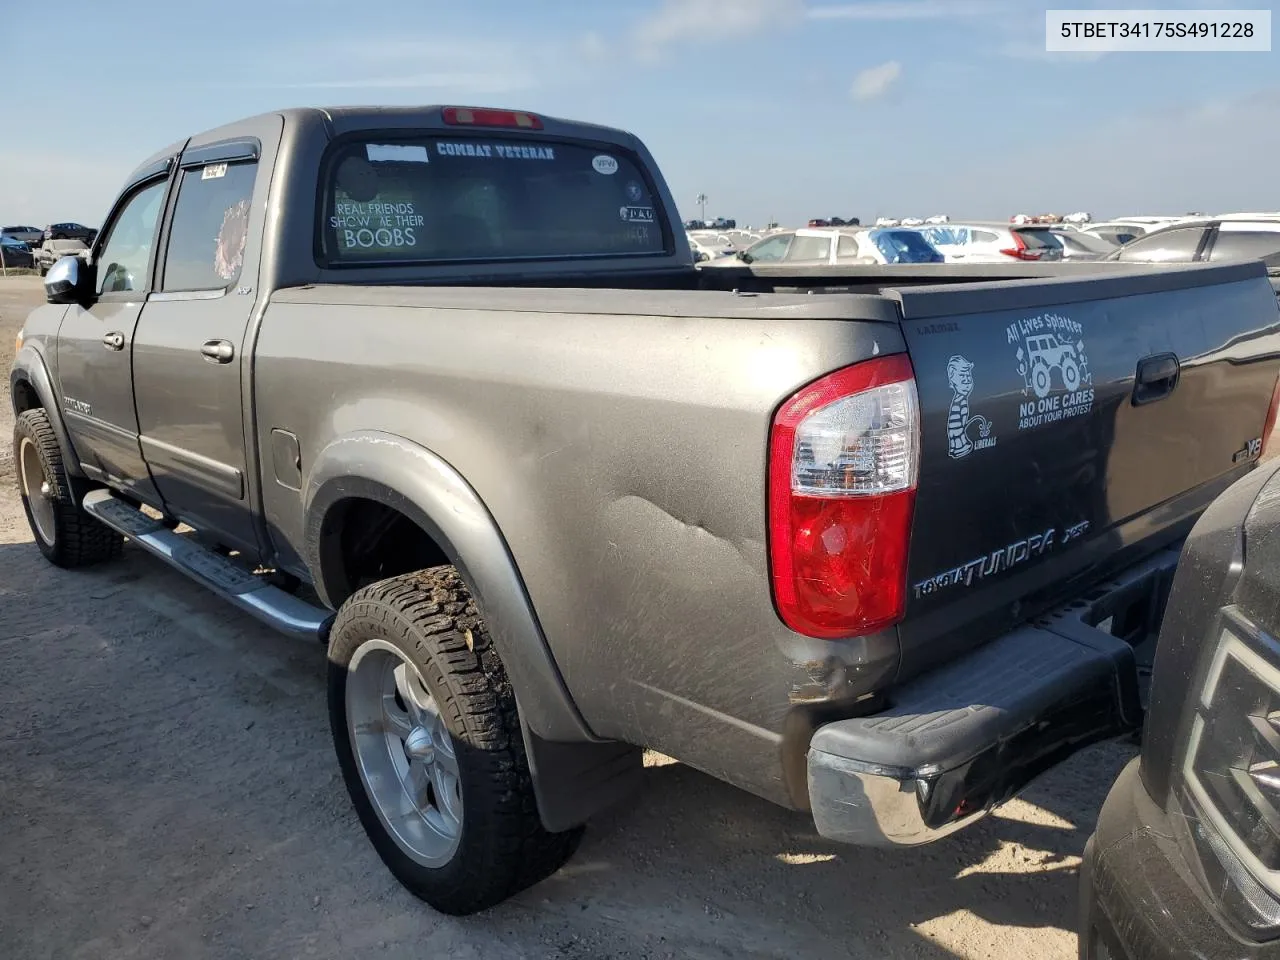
xmin=300 ymin=430 xmax=598 ymax=746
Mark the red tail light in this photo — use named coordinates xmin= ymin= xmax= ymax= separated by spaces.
xmin=442 ymin=107 xmax=542 ymax=129
xmin=1000 ymin=232 xmax=1042 ymax=261
xmin=1262 ymin=370 xmax=1280 ymax=458
xmin=768 ymin=355 xmax=919 ymax=639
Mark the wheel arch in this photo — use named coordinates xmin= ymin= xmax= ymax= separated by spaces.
xmin=302 ymin=431 xmax=594 ymax=745
xmin=304 ymin=432 xmax=644 ymax=831
xmin=9 ymin=346 xmax=86 ymax=480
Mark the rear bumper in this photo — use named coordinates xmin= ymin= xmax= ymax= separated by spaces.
xmin=806 ymin=548 xmax=1175 ymax=847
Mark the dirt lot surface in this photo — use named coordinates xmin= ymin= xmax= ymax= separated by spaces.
xmin=0 ymin=275 xmax=1134 ymax=958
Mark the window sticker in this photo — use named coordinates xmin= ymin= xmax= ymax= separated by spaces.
xmin=214 ymin=199 xmax=250 ymax=281
xmin=592 ymin=154 xmax=619 ymax=175
xmin=1008 ymin=313 xmax=1094 ymax=430
xmin=618 ymin=205 xmax=655 ymax=223
xmin=202 ymin=163 xmax=228 ymax=180
xmin=624 ymin=180 xmax=644 ymax=203
xmin=434 ymin=142 xmax=556 ymax=160
xmin=366 ymin=143 xmax=429 ymax=163
xmin=945 ymin=355 xmax=996 ymax=459
xmin=330 ymin=200 xmax=423 ymax=251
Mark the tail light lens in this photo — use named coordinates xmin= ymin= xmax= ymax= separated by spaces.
xmin=768 ymin=355 xmax=919 ymax=639
xmin=1000 ymin=232 xmax=1042 ymax=261
xmin=1261 ymin=371 xmax=1280 ymax=458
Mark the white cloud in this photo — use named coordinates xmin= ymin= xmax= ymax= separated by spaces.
xmin=632 ymin=0 xmax=804 ymax=58
xmin=809 ymin=1 xmax=1007 ymax=20
xmin=578 ymin=31 xmax=610 ymax=62
xmin=850 ymin=60 xmax=902 ymax=101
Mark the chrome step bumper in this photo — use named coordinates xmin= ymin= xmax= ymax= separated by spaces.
xmin=807 ymin=548 xmax=1177 ymax=847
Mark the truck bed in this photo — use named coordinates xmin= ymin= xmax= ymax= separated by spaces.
xmin=258 ymin=258 xmax=1280 ymax=805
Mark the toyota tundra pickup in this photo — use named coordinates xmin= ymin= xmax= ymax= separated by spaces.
xmin=10 ymin=105 xmax=1280 ymax=916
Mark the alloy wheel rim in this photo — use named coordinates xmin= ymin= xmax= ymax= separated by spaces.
xmin=346 ymin=639 xmax=463 ymax=867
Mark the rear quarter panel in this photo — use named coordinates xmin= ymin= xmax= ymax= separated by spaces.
xmin=253 ymin=287 xmax=902 ymax=803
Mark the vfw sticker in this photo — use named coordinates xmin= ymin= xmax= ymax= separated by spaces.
xmin=1009 ymin=313 xmax=1094 ymax=430
xmin=946 ymin=355 xmax=996 ymax=459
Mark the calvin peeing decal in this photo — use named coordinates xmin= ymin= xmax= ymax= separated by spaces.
xmin=946 ymin=355 xmax=996 ymax=459
xmin=1009 ymin=313 xmax=1095 ymax=430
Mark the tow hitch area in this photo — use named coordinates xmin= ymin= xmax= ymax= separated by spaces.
xmin=806 ymin=548 xmax=1176 ymax=846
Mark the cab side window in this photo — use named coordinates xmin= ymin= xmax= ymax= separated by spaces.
xmin=95 ymin=180 xmax=168 ymax=295
xmin=786 ymin=235 xmax=832 ymax=261
xmin=162 ymin=161 xmax=258 ymax=291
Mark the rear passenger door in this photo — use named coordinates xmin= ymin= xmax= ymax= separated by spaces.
xmin=132 ymin=141 xmax=264 ymax=553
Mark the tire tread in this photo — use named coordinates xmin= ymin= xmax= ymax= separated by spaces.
xmin=328 ymin=566 xmax=581 ymax=915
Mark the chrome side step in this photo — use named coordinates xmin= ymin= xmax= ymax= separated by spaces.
xmin=82 ymin=489 xmax=332 ymax=641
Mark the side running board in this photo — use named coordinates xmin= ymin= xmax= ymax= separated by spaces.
xmin=82 ymin=489 xmax=333 ymax=641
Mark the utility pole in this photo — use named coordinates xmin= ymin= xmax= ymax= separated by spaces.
xmin=695 ymin=192 xmax=708 ymax=224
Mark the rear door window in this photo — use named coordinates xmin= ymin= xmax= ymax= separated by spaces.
xmin=1114 ymin=226 xmax=1205 ymax=262
xmin=320 ymin=137 xmax=667 ymax=264
xmin=785 ymin=235 xmax=832 ymax=261
xmin=1014 ymin=229 xmax=1063 ymax=253
xmin=836 ymin=234 xmax=859 ymax=258
xmin=162 ymin=160 xmax=258 ymax=290
xmin=1206 ymin=231 xmax=1280 ymax=262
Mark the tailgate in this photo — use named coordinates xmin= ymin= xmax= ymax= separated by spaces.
xmin=892 ymin=262 xmax=1280 ymax=673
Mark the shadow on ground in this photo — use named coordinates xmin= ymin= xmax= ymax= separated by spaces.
xmin=0 ymin=533 xmax=1131 ymax=959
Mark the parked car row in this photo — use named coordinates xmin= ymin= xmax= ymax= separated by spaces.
xmin=0 ymin=222 xmax=97 ymax=253
xmin=689 ymin=212 xmax=1280 ymax=273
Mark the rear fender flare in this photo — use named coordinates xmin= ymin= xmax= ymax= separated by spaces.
xmin=9 ymin=345 xmax=86 ymax=479
xmin=302 ymin=430 xmax=595 ymax=745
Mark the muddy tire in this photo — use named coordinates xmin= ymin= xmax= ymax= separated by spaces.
xmin=327 ymin=566 xmax=583 ymax=915
xmin=14 ymin=408 xmax=123 ymax=568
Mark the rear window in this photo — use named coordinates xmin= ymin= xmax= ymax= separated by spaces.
xmin=1014 ymin=228 xmax=1063 ymax=251
xmin=320 ymin=136 xmax=668 ymax=264
xmin=871 ymin=229 xmax=943 ymax=263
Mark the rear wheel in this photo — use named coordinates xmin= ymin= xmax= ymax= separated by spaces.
xmin=14 ymin=408 xmax=123 ymax=567
xmin=327 ymin=566 xmax=582 ymax=915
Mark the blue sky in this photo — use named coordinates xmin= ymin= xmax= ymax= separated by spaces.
xmin=2 ymin=0 xmax=1275 ymax=227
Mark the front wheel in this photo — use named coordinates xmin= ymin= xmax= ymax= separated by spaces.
xmin=14 ymin=408 xmax=123 ymax=568
xmin=327 ymin=566 xmax=582 ymax=915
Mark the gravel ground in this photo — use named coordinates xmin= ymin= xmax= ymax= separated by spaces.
xmin=0 ymin=275 xmax=1136 ymax=959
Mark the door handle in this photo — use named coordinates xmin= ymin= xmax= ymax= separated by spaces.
xmin=1132 ymin=352 xmax=1180 ymax=406
xmin=200 ymin=339 xmax=235 ymax=364
xmin=101 ymin=331 xmax=125 ymax=351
